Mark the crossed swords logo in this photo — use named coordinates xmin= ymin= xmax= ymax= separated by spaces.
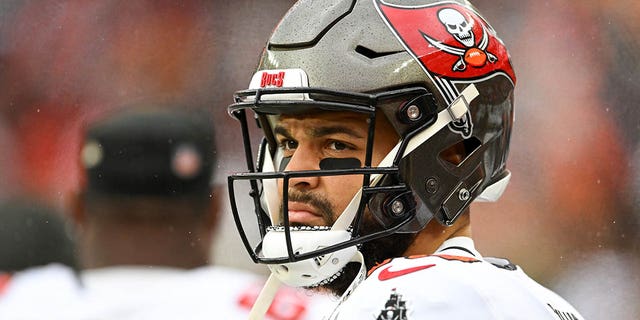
xmin=421 ymin=8 xmax=497 ymax=72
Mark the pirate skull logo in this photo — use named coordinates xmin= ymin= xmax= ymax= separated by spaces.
xmin=422 ymin=8 xmax=498 ymax=72
xmin=439 ymin=8 xmax=474 ymax=47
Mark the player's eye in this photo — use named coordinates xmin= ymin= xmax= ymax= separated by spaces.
xmin=279 ymin=139 xmax=298 ymax=151
xmin=327 ymin=140 xmax=353 ymax=151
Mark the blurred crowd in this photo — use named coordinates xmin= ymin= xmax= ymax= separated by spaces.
xmin=0 ymin=0 xmax=638 ymax=319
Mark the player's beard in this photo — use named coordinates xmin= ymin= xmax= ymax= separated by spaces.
xmin=319 ymin=214 xmax=416 ymax=296
xmin=282 ymin=189 xmax=416 ymax=297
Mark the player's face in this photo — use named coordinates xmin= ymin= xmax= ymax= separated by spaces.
xmin=274 ymin=110 xmax=398 ymax=227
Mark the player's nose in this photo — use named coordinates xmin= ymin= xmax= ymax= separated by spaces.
xmin=281 ymin=147 xmax=320 ymax=190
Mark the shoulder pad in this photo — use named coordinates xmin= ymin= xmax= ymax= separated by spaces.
xmin=483 ymin=257 xmax=517 ymax=271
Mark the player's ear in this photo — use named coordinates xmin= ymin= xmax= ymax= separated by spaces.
xmin=440 ymin=143 xmax=466 ymax=165
xmin=438 ymin=130 xmax=484 ymax=166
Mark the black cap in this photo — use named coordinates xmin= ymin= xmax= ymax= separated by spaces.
xmin=81 ymin=107 xmax=215 ymax=197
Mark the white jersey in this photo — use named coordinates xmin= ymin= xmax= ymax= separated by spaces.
xmin=0 ymin=264 xmax=334 ymax=320
xmin=329 ymin=237 xmax=584 ymax=320
xmin=79 ymin=265 xmax=334 ymax=320
xmin=0 ymin=263 xmax=83 ymax=319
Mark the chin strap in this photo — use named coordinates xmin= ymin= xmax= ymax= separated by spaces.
xmin=326 ymin=251 xmax=367 ymax=320
xmin=248 ymin=273 xmax=282 ymax=320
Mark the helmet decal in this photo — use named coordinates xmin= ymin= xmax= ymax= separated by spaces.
xmin=260 ymin=71 xmax=286 ymax=87
xmin=374 ymin=0 xmax=516 ymax=138
xmin=374 ymin=0 xmax=515 ymax=82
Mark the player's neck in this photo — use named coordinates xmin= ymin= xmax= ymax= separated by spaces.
xmin=81 ymin=220 xmax=211 ymax=270
xmin=402 ymin=211 xmax=472 ymax=256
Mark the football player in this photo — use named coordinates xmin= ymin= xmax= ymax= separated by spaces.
xmin=226 ymin=0 xmax=585 ymax=319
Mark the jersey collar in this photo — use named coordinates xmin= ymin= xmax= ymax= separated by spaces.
xmin=434 ymin=236 xmax=483 ymax=259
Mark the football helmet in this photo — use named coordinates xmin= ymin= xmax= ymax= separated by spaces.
xmin=228 ymin=0 xmax=515 ymax=288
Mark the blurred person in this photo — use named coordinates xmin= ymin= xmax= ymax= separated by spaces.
xmin=70 ymin=106 xmax=331 ymax=319
xmin=0 ymin=199 xmax=77 ymax=272
xmin=0 ymin=106 xmax=333 ymax=319
xmin=226 ymin=0 xmax=585 ymax=319
xmin=0 ymin=199 xmax=81 ymax=318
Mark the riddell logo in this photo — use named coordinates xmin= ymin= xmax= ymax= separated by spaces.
xmin=260 ymin=71 xmax=285 ymax=87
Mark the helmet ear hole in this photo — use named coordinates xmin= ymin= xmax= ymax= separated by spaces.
xmin=367 ymin=174 xmax=417 ymax=229
xmin=439 ymin=137 xmax=481 ymax=166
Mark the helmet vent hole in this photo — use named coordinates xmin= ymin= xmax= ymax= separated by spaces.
xmin=440 ymin=137 xmax=481 ymax=166
xmin=355 ymin=45 xmax=403 ymax=59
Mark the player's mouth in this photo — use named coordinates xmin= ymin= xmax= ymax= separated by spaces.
xmin=286 ymin=201 xmax=327 ymax=227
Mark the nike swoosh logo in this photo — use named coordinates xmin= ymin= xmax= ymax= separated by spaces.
xmin=378 ymin=264 xmax=436 ymax=281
